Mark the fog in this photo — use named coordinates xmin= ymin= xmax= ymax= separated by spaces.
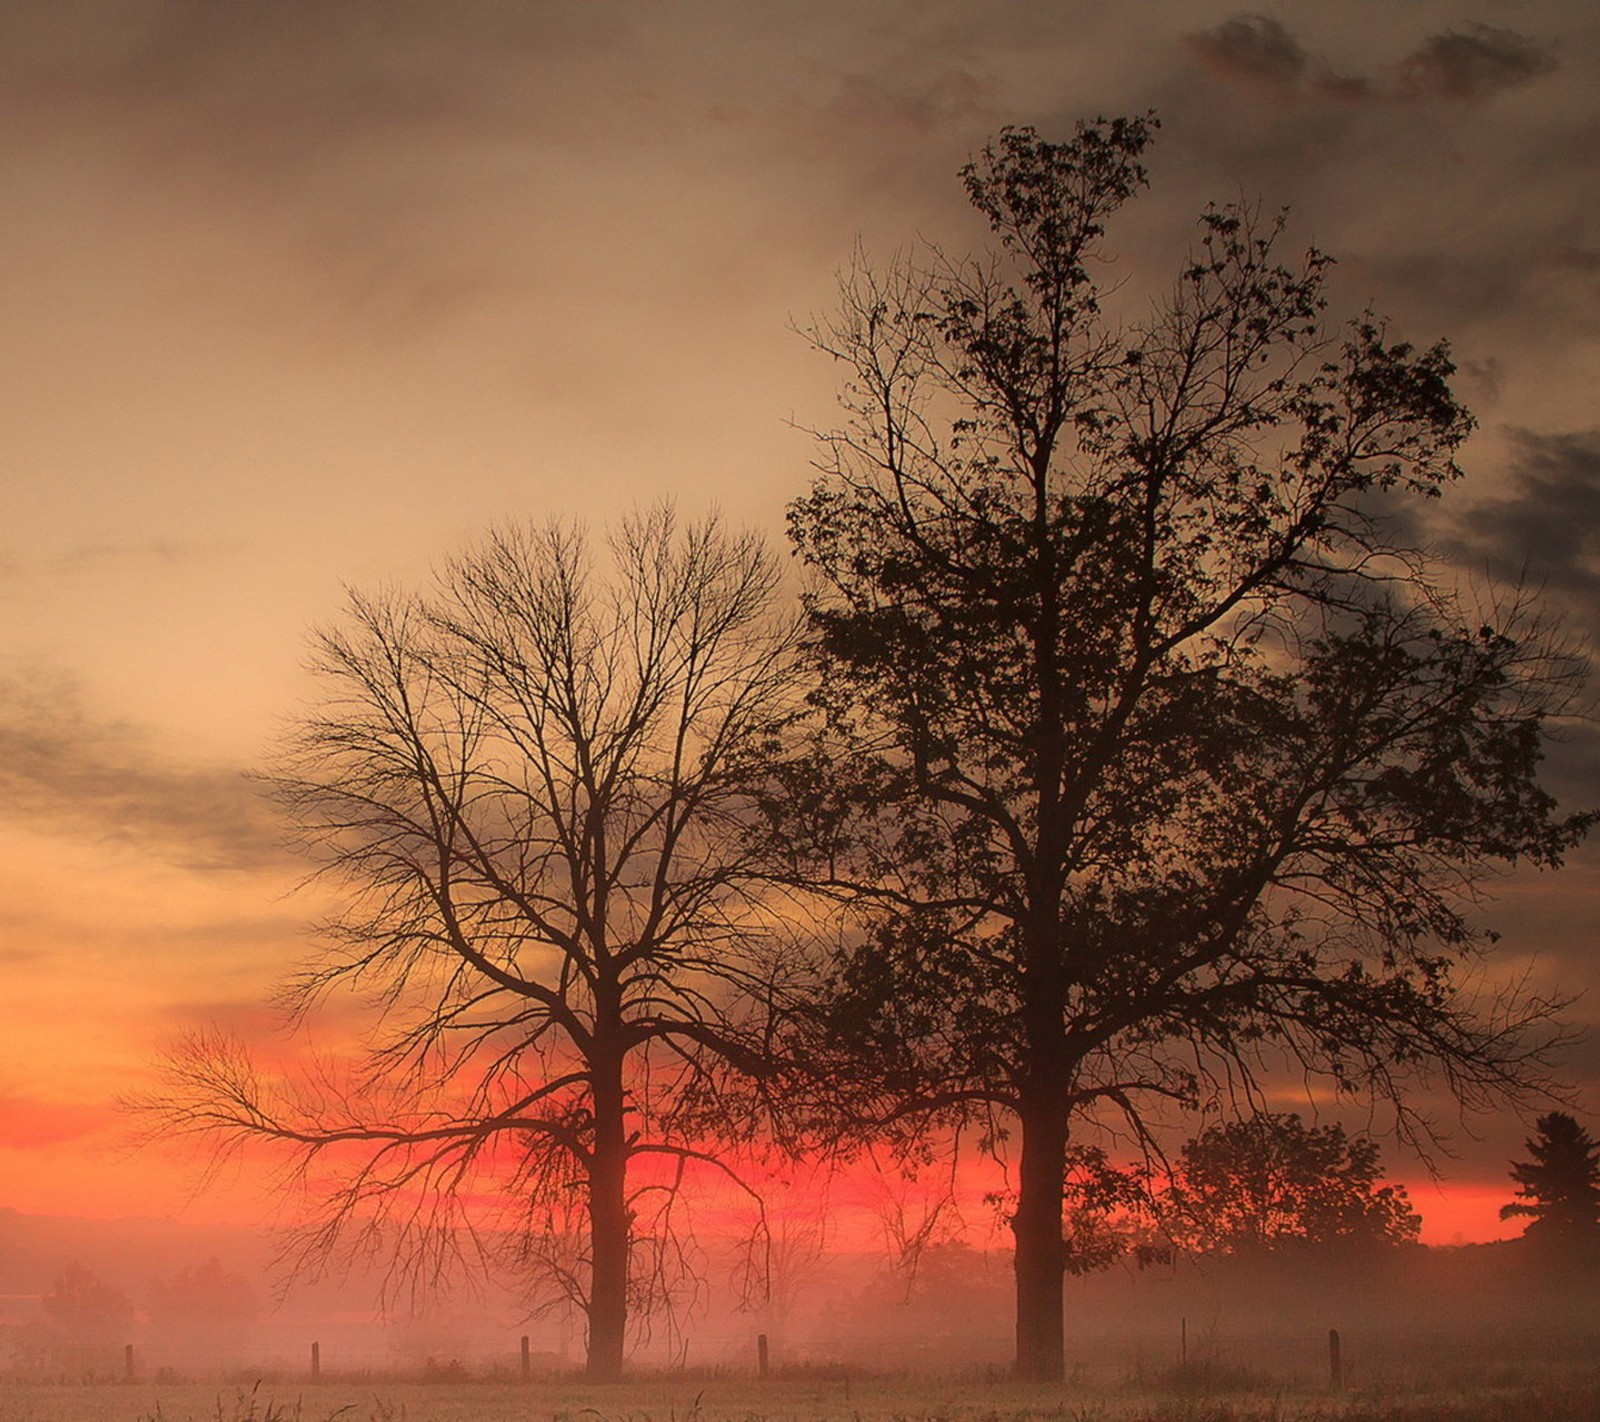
xmin=4 ymin=1207 xmax=1595 ymax=1388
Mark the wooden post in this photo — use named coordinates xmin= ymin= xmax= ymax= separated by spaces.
xmin=311 ymin=1340 xmax=321 ymax=1381
xmin=521 ymin=1334 xmax=531 ymax=1381
xmin=1328 ymin=1329 xmax=1342 ymax=1391
xmin=125 ymin=1343 xmax=134 ymax=1381
xmin=1180 ymin=1317 xmax=1187 ymax=1365
xmin=757 ymin=1332 xmax=769 ymax=1379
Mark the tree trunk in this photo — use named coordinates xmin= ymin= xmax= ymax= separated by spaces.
xmin=586 ymin=1049 xmax=629 ymax=1381
xmin=1013 ymin=1094 xmax=1068 ymax=1382
xmin=1014 ymin=862 xmax=1071 ymax=1382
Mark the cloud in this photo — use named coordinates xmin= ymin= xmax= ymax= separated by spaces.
xmin=828 ymin=65 xmax=997 ymax=138
xmin=1547 ymin=1016 xmax=1600 ymax=1101
xmin=1183 ymin=13 xmax=1371 ymax=100
xmin=1438 ymin=430 xmax=1600 ymax=813
xmin=49 ymin=540 xmax=210 ymax=577
xmin=1447 ymin=429 xmax=1600 ymax=601
xmin=1186 ymin=14 xmax=1553 ymax=105
xmin=1394 ymin=24 xmax=1557 ymax=102
xmin=0 ymin=539 xmax=228 ymax=589
xmin=1187 ymin=14 xmax=1310 ymax=90
xmin=0 ymin=2 xmax=633 ymax=343
xmin=1349 ymin=244 xmax=1600 ymax=357
xmin=0 ymin=665 xmax=287 ymax=872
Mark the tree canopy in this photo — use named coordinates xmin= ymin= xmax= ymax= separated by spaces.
xmin=1165 ymin=1113 xmax=1421 ymax=1256
xmin=781 ymin=117 xmax=1590 ymax=1379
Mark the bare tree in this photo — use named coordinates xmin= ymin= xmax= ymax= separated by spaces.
xmin=780 ymin=120 xmax=1592 ymax=1380
xmin=145 ymin=508 xmax=800 ymax=1379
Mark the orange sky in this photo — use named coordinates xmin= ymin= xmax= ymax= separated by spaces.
xmin=3 ymin=2 xmax=1599 ymax=1258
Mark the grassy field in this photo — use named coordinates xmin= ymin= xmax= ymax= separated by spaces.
xmin=2 ymin=1370 xmax=1598 ymax=1422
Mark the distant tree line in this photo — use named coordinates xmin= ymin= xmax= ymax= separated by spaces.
xmin=141 ymin=117 xmax=1594 ymax=1382
xmin=5 ymin=1258 xmax=254 ymax=1380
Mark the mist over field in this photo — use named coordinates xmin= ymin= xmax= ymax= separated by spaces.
xmin=3 ymin=1205 xmax=1596 ymax=1391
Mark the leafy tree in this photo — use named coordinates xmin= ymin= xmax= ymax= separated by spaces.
xmin=148 ymin=1257 xmax=258 ymax=1360
xmin=989 ymin=1145 xmax=1157 ymax=1278
xmin=23 ymin=1262 xmax=134 ymax=1377
xmin=145 ymin=510 xmax=800 ymax=1379
xmin=1165 ymin=1113 xmax=1421 ymax=1255
xmin=781 ymin=118 xmax=1590 ymax=1380
xmin=1501 ymin=1111 xmax=1600 ymax=1244
xmin=846 ymin=1239 xmax=1012 ymax=1359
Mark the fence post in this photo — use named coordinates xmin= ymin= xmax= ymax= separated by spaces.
xmin=311 ymin=1340 xmax=320 ymax=1381
xmin=125 ymin=1343 xmax=135 ymax=1381
xmin=521 ymin=1334 xmax=531 ymax=1381
xmin=1328 ymin=1329 xmax=1342 ymax=1391
xmin=757 ymin=1333 xmax=769 ymax=1379
xmin=1181 ymin=1317 xmax=1187 ymax=1365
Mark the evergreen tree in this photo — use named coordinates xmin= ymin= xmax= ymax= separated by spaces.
xmin=1501 ymin=1112 xmax=1600 ymax=1243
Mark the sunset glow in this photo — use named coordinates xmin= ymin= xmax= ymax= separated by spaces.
xmin=3 ymin=5 xmax=1599 ymax=1392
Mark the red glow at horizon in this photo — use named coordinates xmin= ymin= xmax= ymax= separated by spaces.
xmin=2 ymin=1114 xmax=1522 ymax=1253
xmin=1403 ymin=1179 xmax=1520 ymax=1247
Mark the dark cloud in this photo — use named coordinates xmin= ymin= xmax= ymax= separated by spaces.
xmin=0 ymin=666 xmax=287 ymax=872
xmin=1186 ymin=14 xmax=1553 ymax=106
xmin=1448 ymin=429 xmax=1600 ymax=600
xmin=1394 ymin=24 xmax=1557 ymax=101
xmin=1547 ymin=1021 xmax=1600 ymax=1108
xmin=1537 ymin=727 xmax=1600 ymax=826
xmin=1440 ymin=430 xmax=1600 ymax=814
xmin=1181 ymin=12 xmax=1373 ymax=101
xmin=1187 ymin=14 xmax=1309 ymax=89
xmin=1348 ymin=244 xmax=1600 ymax=353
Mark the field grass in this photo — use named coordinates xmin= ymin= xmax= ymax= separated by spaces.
xmin=2 ymin=1370 xmax=1598 ymax=1422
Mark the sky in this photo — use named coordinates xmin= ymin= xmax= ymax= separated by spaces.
xmin=1 ymin=0 xmax=1598 ymax=1252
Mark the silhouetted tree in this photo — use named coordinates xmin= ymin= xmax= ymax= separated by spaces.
xmin=1165 ymin=1113 xmax=1420 ymax=1256
xmin=145 ymin=510 xmax=800 ymax=1380
xmin=847 ymin=1239 xmax=1012 ymax=1361
xmin=781 ymin=118 xmax=1590 ymax=1380
xmin=1501 ymin=1111 xmax=1600 ymax=1245
xmin=1060 ymin=1146 xmax=1163 ymax=1275
xmin=148 ymin=1257 xmax=258 ymax=1363
xmin=23 ymin=1262 xmax=134 ymax=1378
